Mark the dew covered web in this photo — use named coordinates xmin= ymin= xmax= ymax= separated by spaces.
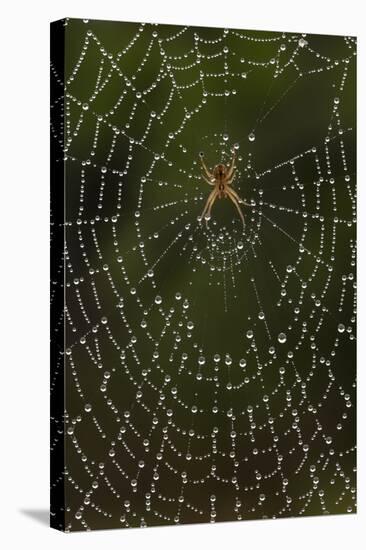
xmin=50 ymin=18 xmax=357 ymax=530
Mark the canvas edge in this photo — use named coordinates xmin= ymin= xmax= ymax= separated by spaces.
xmin=50 ymin=18 xmax=67 ymax=533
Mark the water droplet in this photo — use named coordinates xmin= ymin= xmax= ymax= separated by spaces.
xmin=82 ymin=103 xmax=89 ymax=111
xmin=155 ymin=295 xmax=162 ymax=305
xmin=338 ymin=323 xmax=345 ymax=333
xmin=248 ymin=132 xmax=255 ymax=142
xmin=278 ymin=332 xmax=287 ymax=343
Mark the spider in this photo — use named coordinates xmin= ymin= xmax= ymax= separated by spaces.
xmin=198 ymin=149 xmax=249 ymax=226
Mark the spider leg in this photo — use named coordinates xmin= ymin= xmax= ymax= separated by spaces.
xmin=226 ymin=188 xmax=245 ymax=226
xmin=227 ymin=149 xmax=237 ymax=179
xmin=199 ymin=154 xmax=214 ymax=180
xmin=206 ymin=190 xmax=220 ymax=221
xmin=226 ymin=172 xmax=236 ymax=185
xmin=227 ymin=186 xmax=243 ymax=202
xmin=203 ymin=175 xmax=215 ymax=186
xmin=199 ymin=189 xmax=218 ymax=223
xmin=227 ymin=186 xmax=250 ymax=206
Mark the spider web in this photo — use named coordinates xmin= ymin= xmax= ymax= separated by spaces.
xmin=50 ymin=18 xmax=356 ymax=531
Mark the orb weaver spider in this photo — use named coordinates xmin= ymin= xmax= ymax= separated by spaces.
xmin=198 ymin=149 xmax=249 ymax=226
